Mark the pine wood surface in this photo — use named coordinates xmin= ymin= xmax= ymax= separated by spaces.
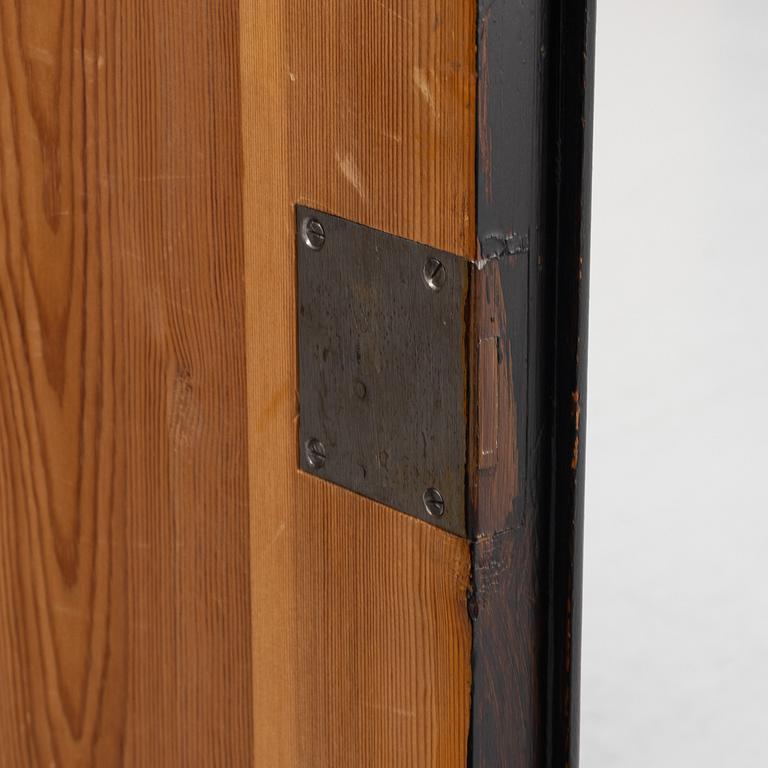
xmin=1 ymin=0 xmax=477 ymax=765
xmin=0 ymin=1 xmax=251 ymax=764
xmin=242 ymin=1 xmax=476 ymax=765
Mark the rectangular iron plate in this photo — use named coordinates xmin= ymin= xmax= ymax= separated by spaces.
xmin=297 ymin=206 xmax=469 ymax=536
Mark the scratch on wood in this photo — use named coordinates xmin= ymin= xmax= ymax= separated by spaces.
xmin=413 ymin=66 xmax=436 ymax=113
xmin=372 ymin=0 xmax=414 ymax=28
xmin=335 ymin=152 xmax=367 ymax=201
xmin=365 ymin=701 xmax=417 ymax=719
xmin=257 ymin=522 xmax=286 ymax=557
xmin=26 ymin=45 xmax=55 ymax=67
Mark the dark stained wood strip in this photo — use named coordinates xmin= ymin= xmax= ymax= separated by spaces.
xmin=467 ymin=0 xmax=548 ymax=762
xmin=466 ymin=0 xmax=596 ymax=765
xmin=468 ymin=252 xmax=529 ymax=539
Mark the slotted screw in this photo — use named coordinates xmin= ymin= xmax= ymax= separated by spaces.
xmin=302 ymin=218 xmax=326 ymax=250
xmin=305 ymin=438 xmax=327 ymax=469
xmin=423 ymin=487 xmax=445 ymax=517
xmin=422 ymin=257 xmax=446 ymax=291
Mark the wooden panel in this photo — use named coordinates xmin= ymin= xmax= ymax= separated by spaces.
xmin=1 ymin=0 xmax=477 ymax=764
xmin=0 ymin=1 xmax=252 ymax=765
xmin=294 ymin=481 xmax=472 ymax=766
xmin=241 ymin=0 xmax=475 ymax=765
xmin=288 ymin=0 xmax=477 ymax=258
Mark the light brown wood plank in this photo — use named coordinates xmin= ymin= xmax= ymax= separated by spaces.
xmin=1 ymin=0 xmax=476 ymax=763
xmin=0 ymin=1 xmax=252 ymax=764
xmin=288 ymin=0 xmax=476 ymax=258
xmin=242 ymin=0 xmax=476 ymax=765
xmin=293 ymin=480 xmax=472 ymax=766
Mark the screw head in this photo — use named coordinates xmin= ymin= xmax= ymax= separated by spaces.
xmin=353 ymin=380 xmax=367 ymax=400
xmin=422 ymin=257 xmax=446 ymax=291
xmin=305 ymin=438 xmax=327 ymax=469
xmin=301 ymin=218 xmax=326 ymax=250
xmin=423 ymin=487 xmax=445 ymax=517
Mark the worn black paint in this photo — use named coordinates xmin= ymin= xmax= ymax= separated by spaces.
xmin=468 ymin=0 xmax=596 ymax=766
xmin=544 ymin=1 xmax=596 ymax=764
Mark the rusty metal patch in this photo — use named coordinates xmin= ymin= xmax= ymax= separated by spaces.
xmin=296 ymin=206 xmax=469 ymax=536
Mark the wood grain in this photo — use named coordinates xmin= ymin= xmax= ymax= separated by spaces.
xmin=241 ymin=0 xmax=476 ymax=765
xmin=293 ymin=480 xmax=472 ymax=766
xmin=1 ymin=0 xmax=477 ymax=764
xmin=287 ymin=0 xmax=477 ymax=258
xmin=0 ymin=1 xmax=252 ymax=764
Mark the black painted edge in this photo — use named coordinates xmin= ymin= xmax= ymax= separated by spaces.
xmin=544 ymin=2 xmax=596 ymax=765
xmin=467 ymin=0 xmax=596 ymax=766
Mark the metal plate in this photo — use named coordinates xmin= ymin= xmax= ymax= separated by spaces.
xmin=296 ymin=206 xmax=469 ymax=536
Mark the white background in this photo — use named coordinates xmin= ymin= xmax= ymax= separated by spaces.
xmin=582 ymin=1 xmax=768 ymax=764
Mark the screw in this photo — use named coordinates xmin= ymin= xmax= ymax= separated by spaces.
xmin=423 ymin=487 xmax=445 ymax=517
xmin=422 ymin=257 xmax=446 ymax=291
xmin=353 ymin=380 xmax=367 ymax=400
xmin=305 ymin=438 xmax=327 ymax=469
xmin=301 ymin=218 xmax=326 ymax=250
